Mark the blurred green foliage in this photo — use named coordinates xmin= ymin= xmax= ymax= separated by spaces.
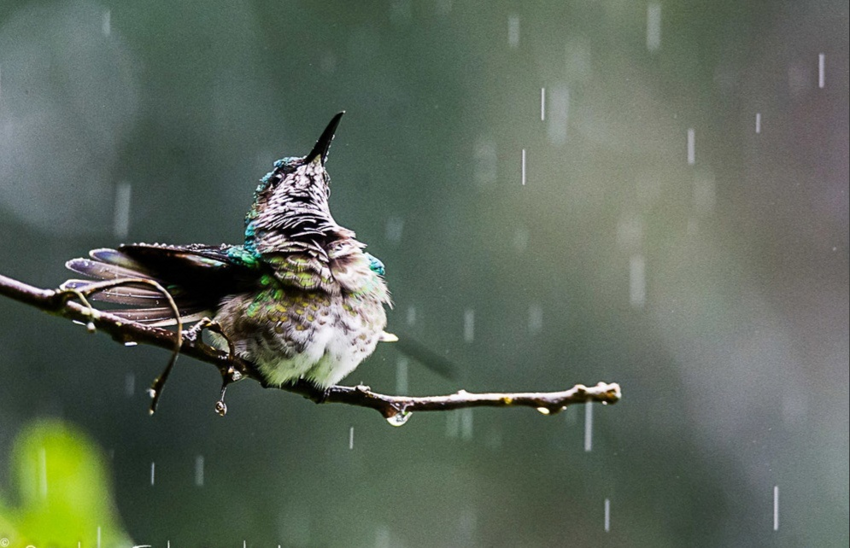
xmin=0 ymin=420 xmax=131 ymax=548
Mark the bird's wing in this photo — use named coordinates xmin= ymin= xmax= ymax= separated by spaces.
xmin=62 ymin=243 xmax=254 ymax=326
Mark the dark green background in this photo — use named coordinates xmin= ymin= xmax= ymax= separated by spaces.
xmin=0 ymin=0 xmax=847 ymax=546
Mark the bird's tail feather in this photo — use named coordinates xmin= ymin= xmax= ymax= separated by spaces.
xmin=61 ymin=247 xmax=218 ymax=326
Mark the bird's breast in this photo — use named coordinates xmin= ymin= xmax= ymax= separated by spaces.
xmin=213 ymin=289 xmax=387 ymax=388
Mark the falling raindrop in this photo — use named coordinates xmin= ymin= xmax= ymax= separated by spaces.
xmin=375 ymin=525 xmax=391 ymax=548
xmin=646 ymin=3 xmax=661 ymax=52
xmin=385 ymin=215 xmax=404 ymax=244
xmin=584 ymin=403 xmax=593 ymax=452
xmin=629 ymin=255 xmax=646 ymax=308
xmin=463 ymin=309 xmax=475 ymax=343
xmin=113 ymin=181 xmax=131 ymax=238
xmin=521 ymin=148 xmax=527 ymax=185
xmin=540 ymin=87 xmax=546 ymax=121
xmin=125 ymin=373 xmax=135 ymax=397
xmin=396 ymin=357 xmax=409 ymax=394
xmin=150 ymin=462 xmax=155 ymax=486
xmin=101 ymin=9 xmax=111 ymax=37
xmin=507 ymin=15 xmax=520 ymax=48
xmin=461 ymin=408 xmax=474 ymax=440
xmin=386 ymin=410 xmax=412 ymax=427
xmin=458 ymin=507 xmax=477 ymax=546
xmin=349 ymin=426 xmax=354 ymax=449
xmin=528 ymin=303 xmax=543 ymax=335
xmin=473 ymin=136 xmax=498 ymax=187
xmin=406 ymin=305 xmax=417 ymax=326
xmin=773 ymin=485 xmax=779 ymax=531
xmin=755 ymin=113 xmax=762 ymax=134
xmin=547 ymin=86 xmax=569 ymax=146
xmin=818 ymin=53 xmax=825 ymax=88
xmin=687 ymin=129 xmax=695 ymax=165
xmin=195 ymin=455 xmax=204 ymax=487
xmin=604 ymin=498 xmax=611 ymax=532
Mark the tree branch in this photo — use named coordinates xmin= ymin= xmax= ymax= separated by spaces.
xmin=0 ymin=273 xmax=622 ymax=419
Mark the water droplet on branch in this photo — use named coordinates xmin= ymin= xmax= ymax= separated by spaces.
xmin=386 ymin=410 xmax=412 ymax=427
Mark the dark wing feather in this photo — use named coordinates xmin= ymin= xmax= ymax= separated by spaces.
xmin=66 ymin=257 xmax=151 ymax=281
xmin=62 ymin=243 xmax=257 ymax=325
xmin=106 ymin=307 xmax=209 ymax=326
xmin=61 ymin=279 xmax=184 ymax=306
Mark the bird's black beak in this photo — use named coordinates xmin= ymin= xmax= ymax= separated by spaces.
xmin=305 ymin=111 xmax=345 ymax=165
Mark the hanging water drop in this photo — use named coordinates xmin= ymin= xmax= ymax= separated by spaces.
xmin=214 ymin=400 xmax=227 ymax=416
xmin=386 ymin=410 xmax=412 ymax=427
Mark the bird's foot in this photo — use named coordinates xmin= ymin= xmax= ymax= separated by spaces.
xmin=317 ymin=385 xmax=335 ymax=404
xmin=183 ymin=317 xmax=233 ymax=355
xmin=291 ymin=379 xmax=334 ymax=403
xmin=182 ymin=318 xmax=244 ymax=416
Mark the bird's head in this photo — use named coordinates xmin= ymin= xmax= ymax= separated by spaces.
xmin=244 ymin=112 xmax=349 ymax=255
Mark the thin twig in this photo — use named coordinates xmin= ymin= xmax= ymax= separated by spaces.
xmin=0 ymin=273 xmax=622 ymax=419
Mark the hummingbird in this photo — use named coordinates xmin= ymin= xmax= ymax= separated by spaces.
xmin=62 ymin=112 xmax=399 ymax=411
